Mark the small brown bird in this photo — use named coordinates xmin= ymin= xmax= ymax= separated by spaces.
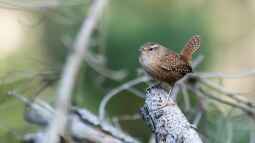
xmin=139 ymin=35 xmax=200 ymax=86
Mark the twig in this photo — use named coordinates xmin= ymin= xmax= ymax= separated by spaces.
xmin=249 ymin=131 xmax=255 ymax=143
xmin=226 ymin=122 xmax=233 ymax=143
xmin=198 ymin=78 xmax=255 ymax=108
xmin=190 ymin=85 xmax=255 ymax=119
xmin=8 ymin=91 xmax=54 ymax=126
xmin=127 ymin=87 xmax=145 ymax=98
xmin=180 ymin=84 xmax=191 ymax=111
xmin=99 ymin=76 xmax=150 ymax=121
xmin=44 ymin=0 xmax=108 ymax=142
xmin=0 ymin=0 xmax=59 ymax=11
xmin=0 ymin=0 xmax=85 ymax=11
xmin=192 ymin=111 xmax=203 ymax=127
xmin=85 ymin=52 xmax=127 ymax=81
xmin=191 ymin=55 xmax=204 ymax=69
xmin=196 ymin=69 xmax=255 ymax=79
xmin=112 ymin=114 xmax=141 ymax=122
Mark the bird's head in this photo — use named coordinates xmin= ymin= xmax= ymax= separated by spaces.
xmin=139 ymin=42 xmax=165 ymax=66
xmin=139 ymin=42 xmax=161 ymax=54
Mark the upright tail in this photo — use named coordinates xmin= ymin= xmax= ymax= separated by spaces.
xmin=180 ymin=35 xmax=200 ymax=63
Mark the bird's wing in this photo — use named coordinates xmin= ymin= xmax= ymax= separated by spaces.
xmin=160 ymin=54 xmax=192 ymax=73
xmin=159 ymin=54 xmax=178 ymax=71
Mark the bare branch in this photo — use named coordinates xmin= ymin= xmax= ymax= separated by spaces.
xmin=0 ymin=0 xmax=59 ymax=11
xmin=196 ymin=69 xmax=255 ymax=79
xmin=10 ymin=92 xmax=140 ymax=143
xmin=180 ymin=84 xmax=191 ymax=111
xmin=99 ymin=76 xmax=150 ymax=121
xmin=85 ymin=52 xmax=127 ymax=81
xmin=191 ymin=55 xmax=204 ymax=69
xmin=112 ymin=113 xmax=141 ymax=125
xmin=192 ymin=111 xmax=203 ymax=127
xmin=198 ymin=78 xmax=255 ymax=108
xmin=44 ymin=0 xmax=108 ymax=142
xmin=0 ymin=0 xmax=85 ymax=11
xmin=189 ymin=85 xmax=255 ymax=119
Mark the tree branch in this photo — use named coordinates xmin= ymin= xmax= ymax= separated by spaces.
xmin=140 ymin=86 xmax=203 ymax=143
xmin=99 ymin=76 xmax=150 ymax=121
xmin=9 ymin=92 xmax=140 ymax=143
xmin=44 ymin=0 xmax=108 ymax=142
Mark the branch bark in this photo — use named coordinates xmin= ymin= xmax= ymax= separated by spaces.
xmin=140 ymin=86 xmax=203 ymax=143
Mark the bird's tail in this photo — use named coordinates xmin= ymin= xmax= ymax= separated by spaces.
xmin=180 ymin=35 xmax=200 ymax=63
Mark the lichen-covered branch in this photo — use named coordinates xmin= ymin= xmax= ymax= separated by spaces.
xmin=140 ymin=86 xmax=203 ymax=143
xmin=9 ymin=92 xmax=139 ymax=143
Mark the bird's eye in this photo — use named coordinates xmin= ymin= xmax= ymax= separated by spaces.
xmin=148 ymin=47 xmax=154 ymax=51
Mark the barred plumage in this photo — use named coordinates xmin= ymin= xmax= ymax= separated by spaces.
xmin=139 ymin=35 xmax=200 ymax=85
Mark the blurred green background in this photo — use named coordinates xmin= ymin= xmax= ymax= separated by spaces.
xmin=0 ymin=0 xmax=255 ymax=142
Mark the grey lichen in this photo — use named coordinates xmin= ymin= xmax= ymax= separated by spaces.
xmin=140 ymin=85 xmax=203 ymax=143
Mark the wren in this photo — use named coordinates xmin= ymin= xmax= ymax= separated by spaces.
xmin=139 ymin=35 xmax=200 ymax=86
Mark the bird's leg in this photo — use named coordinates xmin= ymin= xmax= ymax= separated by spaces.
xmin=147 ymin=82 xmax=162 ymax=90
xmin=167 ymin=84 xmax=176 ymax=101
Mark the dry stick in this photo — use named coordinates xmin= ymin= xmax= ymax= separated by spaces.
xmin=190 ymin=84 xmax=255 ymax=118
xmin=44 ymin=0 xmax=108 ymax=143
xmin=192 ymin=111 xmax=203 ymax=127
xmin=191 ymin=55 xmax=204 ymax=69
xmin=196 ymin=69 xmax=255 ymax=79
xmin=99 ymin=76 xmax=150 ymax=121
xmin=249 ymin=131 xmax=255 ymax=143
xmin=127 ymin=87 xmax=145 ymax=98
xmin=85 ymin=52 xmax=127 ymax=81
xmin=180 ymin=84 xmax=191 ymax=111
xmin=0 ymin=0 xmax=59 ymax=11
xmin=198 ymin=78 xmax=255 ymax=108
xmin=112 ymin=114 xmax=141 ymax=123
xmin=0 ymin=0 xmax=84 ymax=11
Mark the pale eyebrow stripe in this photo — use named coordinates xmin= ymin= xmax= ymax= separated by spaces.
xmin=150 ymin=44 xmax=159 ymax=48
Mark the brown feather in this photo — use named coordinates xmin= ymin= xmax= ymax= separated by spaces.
xmin=180 ymin=35 xmax=200 ymax=63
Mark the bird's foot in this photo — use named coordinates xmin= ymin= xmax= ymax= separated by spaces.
xmin=146 ymin=83 xmax=162 ymax=91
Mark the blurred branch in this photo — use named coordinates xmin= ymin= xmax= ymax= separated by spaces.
xmin=196 ymin=69 xmax=255 ymax=79
xmin=45 ymin=0 xmax=108 ymax=142
xmin=85 ymin=52 xmax=127 ymax=81
xmin=180 ymin=84 xmax=191 ymax=111
xmin=63 ymin=37 xmax=127 ymax=81
xmin=112 ymin=113 xmax=141 ymax=128
xmin=188 ymin=84 xmax=255 ymax=119
xmin=9 ymin=92 xmax=140 ymax=143
xmin=199 ymin=78 xmax=255 ymax=108
xmin=99 ymin=76 xmax=150 ymax=121
xmin=0 ymin=0 xmax=85 ymax=11
xmin=0 ymin=0 xmax=59 ymax=11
